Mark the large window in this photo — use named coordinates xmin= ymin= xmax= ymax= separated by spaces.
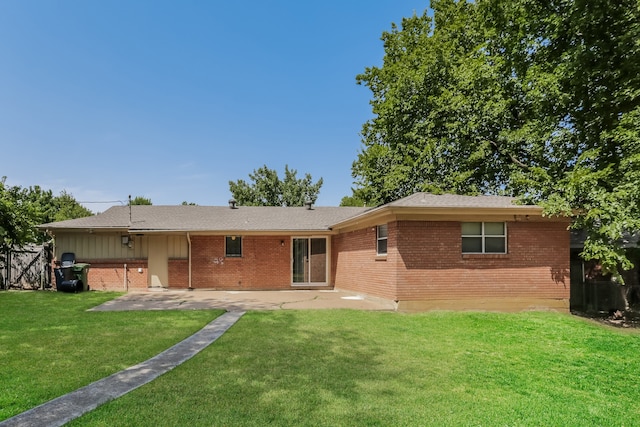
xmin=377 ymin=224 xmax=388 ymax=255
xmin=225 ymin=236 xmax=242 ymax=257
xmin=461 ymin=222 xmax=506 ymax=254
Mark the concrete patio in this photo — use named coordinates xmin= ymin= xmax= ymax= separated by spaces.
xmin=88 ymin=289 xmax=397 ymax=312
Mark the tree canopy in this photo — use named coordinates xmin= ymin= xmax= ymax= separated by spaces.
xmin=229 ymin=165 xmax=323 ymax=207
xmin=352 ymin=0 xmax=640 ymax=277
xmin=0 ymin=178 xmax=92 ymax=252
xmin=130 ymin=196 xmax=152 ymax=205
xmin=53 ymin=191 xmax=94 ymax=222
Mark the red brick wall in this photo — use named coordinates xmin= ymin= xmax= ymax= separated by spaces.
xmin=54 ymin=259 xmax=189 ymax=291
xmin=332 ymin=223 xmax=399 ymax=300
xmin=69 ymin=260 xmax=148 ymax=291
xmin=168 ymin=259 xmax=189 ymax=288
xmin=334 ymin=220 xmax=570 ymax=305
xmin=190 ymin=235 xmax=292 ymax=289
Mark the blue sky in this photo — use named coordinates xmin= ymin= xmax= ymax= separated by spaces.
xmin=1 ymin=1 xmax=429 ymax=212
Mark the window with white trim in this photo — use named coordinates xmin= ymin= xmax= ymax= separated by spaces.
xmin=461 ymin=222 xmax=506 ymax=254
xmin=225 ymin=236 xmax=242 ymax=257
xmin=377 ymin=224 xmax=388 ymax=255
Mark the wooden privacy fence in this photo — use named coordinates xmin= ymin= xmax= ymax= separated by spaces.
xmin=570 ymin=279 xmax=627 ymax=313
xmin=0 ymin=244 xmax=52 ymax=290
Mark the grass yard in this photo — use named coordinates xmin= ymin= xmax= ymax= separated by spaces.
xmin=69 ymin=309 xmax=640 ymax=426
xmin=0 ymin=291 xmax=223 ymax=421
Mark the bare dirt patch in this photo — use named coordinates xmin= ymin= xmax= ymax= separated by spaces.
xmin=573 ymin=309 xmax=640 ymax=329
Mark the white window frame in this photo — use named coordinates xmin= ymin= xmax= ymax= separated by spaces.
xmin=461 ymin=222 xmax=507 ymax=254
xmin=291 ymin=236 xmax=329 ymax=285
xmin=377 ymin=224 xmax=388 ymax=255
xmin=225 ymin=235 xmax=242 ymax=257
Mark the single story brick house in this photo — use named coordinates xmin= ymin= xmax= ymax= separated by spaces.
xmin=40 ymin=193 xmax=570 ymax=311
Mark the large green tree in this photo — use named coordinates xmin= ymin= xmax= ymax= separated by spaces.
xmin=352 ymin=0 xmax=640 ymax=297
xmin=0 ymin=179 xmax=38 ymax=253
xmin=53 ymin=190 xmax=93 ymax=222
xmin=0 ymin=178 xmax=92 ymax=252
xmin=229 ymin=165 xmax=323 ymax=207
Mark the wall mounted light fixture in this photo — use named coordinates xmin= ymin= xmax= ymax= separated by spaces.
xmin=121 ymin=235 xmax=129 ymax=245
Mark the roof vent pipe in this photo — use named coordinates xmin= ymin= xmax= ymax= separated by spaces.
xmin=304 ymin=199 xmax=313 ymax=210
xmin=229 ymin=199 xmax=237 ymax=209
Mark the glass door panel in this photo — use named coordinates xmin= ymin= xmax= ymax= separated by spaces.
xmin=310 ymin=238 xmax=326 ymax=283
xmin=293 ymin=238 xmax=309 ymax=283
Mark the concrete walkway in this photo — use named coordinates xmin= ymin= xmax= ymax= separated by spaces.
xmin=0 ymin=311 xmax=245 ymax=427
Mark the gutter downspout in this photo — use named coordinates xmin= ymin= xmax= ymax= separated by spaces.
xmin=124 ymin=263 xmax=128 ymax=291
xmin=187 ymin=232 xmax=192 ymax=289
xmin=46 ymin=230 xmax=55 ymax=289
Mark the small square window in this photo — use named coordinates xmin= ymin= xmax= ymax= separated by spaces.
xmin=461 ymin=222 xmax=482 ymax=235
xmin=377 ymin=224 xmax=388 ymax=255
xmin=484 ymin=222 xmax=505 ymax=236
xmin=485 ymin=236 xmax=506 ymax=253
xmin=225 ymin=236 xmax=242 ymax=257
xmin=461 ymin=236 xmax=482 ymax=253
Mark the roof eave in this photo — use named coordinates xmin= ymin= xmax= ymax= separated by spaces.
xmin=128 ymin=228 xmax=336 ymax=235
xmin=40 ymin=226 xmax=130 ymax=233
xmin=42 ymin=225 xmax=338 ymax=235
xmin=330 ymin=205 xmax=549 ymax=231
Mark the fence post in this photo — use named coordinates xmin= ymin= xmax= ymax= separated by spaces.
xmin=6 ymin=250 xmax=10 ymax=290
xmin=1 ymin=250 xmax=6 ymax=290
xmin=40 ymin=249 xmax=45 ymax=290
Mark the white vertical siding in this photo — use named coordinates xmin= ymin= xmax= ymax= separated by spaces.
xmin=54 ymin=233 xmax=142 ymax=259
xmin=168 ymin=235 xmax=188 ymax=258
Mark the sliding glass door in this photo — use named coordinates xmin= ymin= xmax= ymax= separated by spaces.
xmin=292 ymin=238 xmax=327 ymax=284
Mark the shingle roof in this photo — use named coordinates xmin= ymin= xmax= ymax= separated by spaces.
xmin=384 ymin=192 xmax=525 ymax=208
xmin=39 ymin=193 xmax=543 ymax=233
xmin=40 ymin=205 xmax=371 ymax=232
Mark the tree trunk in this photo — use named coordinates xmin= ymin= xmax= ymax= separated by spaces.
xmin=619 ymin=250 xmax=640 ymax=311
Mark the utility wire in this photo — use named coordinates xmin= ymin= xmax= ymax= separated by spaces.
xmin=78 ymin=200 xmax=126 ymax=205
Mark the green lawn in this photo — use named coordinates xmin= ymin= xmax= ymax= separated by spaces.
xmin=4 ymin=293 xmax=640 ymax=426
xmin=69 ymin=309 xmax=640 ymax=426
xmin=0 ymin=291 xmax=223 ymax=421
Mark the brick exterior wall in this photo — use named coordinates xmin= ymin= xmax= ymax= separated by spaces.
xmin=69 ymin=260 xmax=148 ymax=291
xmin=331 ymin=223 xmax=398 ymax=300
xmin=168 ymin=259 xmax=189 ymax=288
xmin=190 ymin=235 xmax=292 ymax=290
xmin=56 ymin=217 xmax=570 ymax=311
xmin=52 ymin=259 xmax=190 ymax=291
xmin=334 ymin=220 xmax=570 ymax=310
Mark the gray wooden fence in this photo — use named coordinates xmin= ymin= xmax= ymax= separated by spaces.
xmin=1 ymin=244 xmax=52 ymax=290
